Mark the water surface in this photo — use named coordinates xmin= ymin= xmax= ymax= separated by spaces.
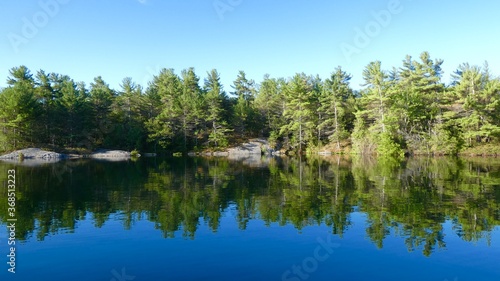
xmin=1 ymin=156 xmax=499 ymax=280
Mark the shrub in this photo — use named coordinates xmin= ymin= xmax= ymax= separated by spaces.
xmin=130 ymin=149 xmax=140 ymax=158
xmin=376 ymin=132 xmax=404 ymax=158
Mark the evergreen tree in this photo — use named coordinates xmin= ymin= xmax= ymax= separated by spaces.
xmin=280 ymin=73 xmax=315 ymax=153
xmin=109 ymin=77 xmax=146 ymax=150
xmin=317 ymin=67 xmax=354 ymax=149
xmin=203 ymin=69 xmax=231 ymax=148
xmin=58 ymin=78 xmax=91 ymax=148
xmin=145 ymin=69 xmax=181 ymax=149
xmin=35 ymin=70 xmax=58 ymax=146
xmin=0 ymin=66 xmax=40 ymax=150
xmin=231 ymin=71 xmax=257 ymax=137
xmin=254 ymin=75 xmax=286 ymax=145
xmin=89 ymin=76 xmax=115 ymax=148
xmin=393 ymin=52 xmax=445 ymax=153
xmin=452 ymin=63 xmax=500 ymax=146
xmin=142 ymin=81 xmax=163 ymax=152
xmin=354 ymin=61 xmax=403 ymax=157
xmin=178 ymin=68 xmax=203 ymax=151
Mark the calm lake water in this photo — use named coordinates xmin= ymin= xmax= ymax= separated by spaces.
xmin=1 ymin=156 xmax=499 ymax=281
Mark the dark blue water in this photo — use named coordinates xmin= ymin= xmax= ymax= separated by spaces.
xmin=1 ymin=156 xmax=499 ymax=280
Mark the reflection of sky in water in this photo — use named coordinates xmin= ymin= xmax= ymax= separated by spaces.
xmin=3 ymin=211 xmax=499 ymax=281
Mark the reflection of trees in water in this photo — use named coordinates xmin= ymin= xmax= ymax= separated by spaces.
xmin=0 ymin=156 xmax=499 ymax=255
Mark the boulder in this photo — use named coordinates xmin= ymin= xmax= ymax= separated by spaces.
xmin=90 ymin=149 xmax=131 ymax=159
xmin=0 ymin=148 xmax=65 ymax=160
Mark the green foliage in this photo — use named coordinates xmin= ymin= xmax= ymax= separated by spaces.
xmin=208 ymin=121 xmax=231 ymax=149
xmin=376 ymin=132 xmax=404 ymax=158
xmin=279 ymin=73 xmax=317 ymax=153
xmin=0 ymin=66 xmax=40 ymax=150
xmin=145 ymin=68 xmax=182 ymax=149
xmin=317 ymin=67 xmax=355 ymax=148
xmin=130 ymin=149 xmax=140 ymax=158
xmin=452 ymin=62 xmax=500 ymax=147
xmin=254 ymin=75 xmax=286 ymax=139
xmin=204 ymin=69 xmax=231 ymax=149
xmin=429 ymin=118 xmax=464 ymax=155
xmin=0 ymin=53 xmax=499 ymax=155
xmin=231 ymin=71 xmax=259 ymax=136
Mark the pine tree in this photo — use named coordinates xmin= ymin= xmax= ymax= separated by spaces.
xmin=178 ymin=68 xmax=203 ymax=151
xmin=231 ymin=70 xmax=257 ymax=137
xmin=110 ymin=77 xmax=146 ymax=150
xmin=203 ymin=69 xmax=231 ymax=148
xmin=280 ymin=73 xmax=315 ymax=153
xmin=58 ymin=77 xmax=91 ymax=147
xmin=0 ymin=66 xmax=40 ymax=150
xmin=145 ymin=69 xmax=181 ymax=149
xmin=355 ymin=61 xmax=403 ymax=157
xmin=254 ymin=75 xmax=286 ymax=145
xmin=452 ymin=63 xmax=500 ymax=147
xmin=89 ymin=76 xmax=115 ymax=148
xmin=393 ymin=52 xmax=444 ymax=153
xmin=318 ymin=67 xmax=354 ymax=149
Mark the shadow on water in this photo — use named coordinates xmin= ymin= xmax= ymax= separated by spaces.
xmin=1 ymin=155 xmax=499 ymax=256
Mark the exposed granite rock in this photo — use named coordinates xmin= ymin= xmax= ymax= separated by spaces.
xmin=89 ymin=149 xmax=132 ymax=159
xmin=0 ymin=148 xmax=140 ymax=164
xmin=0 ymin=148 xmax=65 ymax=160
xmin=226 ymin=138 xmax=270 ymax=155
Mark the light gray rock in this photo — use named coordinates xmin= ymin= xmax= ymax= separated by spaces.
xmin=0 ymin=158 xmax=62 ymax=166
xmin=90 ymin=149 xmax=131 ymax=159
xmin=226 ymin=138 xmax=269 ymax=156
xmin=272 ymin=151 xmax=284 ymax=156
xmin=0 ymin=148 xmax=65 ymax=159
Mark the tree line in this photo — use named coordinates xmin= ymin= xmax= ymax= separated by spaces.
xmin=1 ymin=51 xmax=499 ymax=155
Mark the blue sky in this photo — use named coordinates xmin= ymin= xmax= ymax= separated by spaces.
xmin=1 ymin=0 xmax=499 ymax=92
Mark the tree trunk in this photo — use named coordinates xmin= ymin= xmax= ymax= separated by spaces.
xmin=334 ymin=100 xmax=340 ymax=149
xmin=378 ymin=86 xmax=385 ymax=133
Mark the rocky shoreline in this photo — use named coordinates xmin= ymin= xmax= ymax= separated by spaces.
xmin=0 ymin=148 xmax=64 ymax=160
xmin=188 ymin=138 xmax=274 ymax=157
xmin=0 ymin=148 xmax=138 ymax=160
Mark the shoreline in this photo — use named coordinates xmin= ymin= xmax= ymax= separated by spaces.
xmin=0 ymin=148 xmax=138 ymax=160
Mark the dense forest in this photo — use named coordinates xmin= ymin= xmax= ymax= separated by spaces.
xmin=1 ymin=51 xmax=499 ymax=156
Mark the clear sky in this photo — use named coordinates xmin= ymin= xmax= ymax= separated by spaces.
xmin=1 ymin=0 xmax=499 ymax=92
